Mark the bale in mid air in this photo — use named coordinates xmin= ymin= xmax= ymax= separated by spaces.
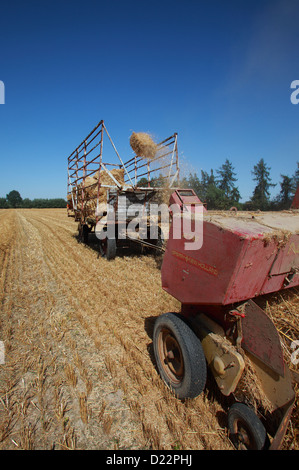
xmin=130 ymin=132 xmax=158 ymax=160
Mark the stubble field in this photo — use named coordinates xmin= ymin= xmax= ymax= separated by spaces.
xmin=0 ymin=208 xmax=297 ymax=450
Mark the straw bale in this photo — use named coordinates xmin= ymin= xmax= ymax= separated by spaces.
xmin=130 ymin=132 xmax=158 ymax=160
xmin=73 ymin=168 xmax=125 ymax=219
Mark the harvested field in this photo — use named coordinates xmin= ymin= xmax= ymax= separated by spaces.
xmin=0 ymin=209 xmax=298 ymax=450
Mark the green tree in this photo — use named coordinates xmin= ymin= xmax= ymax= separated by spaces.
xmin=250 ymin=159 xmax=275 ymax=210
xmin=6 ymin=190 xmax=22 ymax=208
xmin=216 ymin=159 xmax=240 ymax=207
xmin=186 ymin=172 xmax=201 ymax=196
xmin=275 ymin=174 xmax=296 ymax=209
xmin=21 ymin=198 xmax=32 ymax=208
xmin=0 ymin=197 xmax=9 ymax=208
xmin=199 ymin=170 xmax=211 ymax=202
xmin=204 ymin=169 xmax=227 ymax=209
xmin=137 ymin=177 xmax=149 ymax=187
xmin=149 ymin=174 xmax=165 ymax=188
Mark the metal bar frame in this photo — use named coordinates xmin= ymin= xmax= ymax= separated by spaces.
xmin=67 ymin=120 xmax=180 ymax=224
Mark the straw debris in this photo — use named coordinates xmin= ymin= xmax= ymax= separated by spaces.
xmin=235 ymin=354 xmax=274 ymax=414
xmin=73 ymin=168 xmax=125 ymax=219
xmin=262 ymin=229 xmax=291 ymax=248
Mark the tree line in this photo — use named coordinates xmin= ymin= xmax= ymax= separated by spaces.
xmin=140 ymin=158 xmax=299 ymax=211
xmin=1 ymin=158 xmax=298 ymax=211
xmin=0 ymin=190 xmax=67 ymax=209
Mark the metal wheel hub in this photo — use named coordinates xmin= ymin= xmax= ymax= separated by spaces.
xmin=233 ymin=419 xmax=253 ymax=449
xmin=158 ymin=329 xmax=184 ymax=384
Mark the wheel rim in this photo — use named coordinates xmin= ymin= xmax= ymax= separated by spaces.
xmin=232 ymin=418 xmax=255 ymax=450
xmin=157 ymin=328 xmax=184 ymax=384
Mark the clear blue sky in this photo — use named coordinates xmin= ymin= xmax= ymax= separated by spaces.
xmin=0 ymin=0 xmax=298 ymax=201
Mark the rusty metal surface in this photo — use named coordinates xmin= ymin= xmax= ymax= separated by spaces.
xmin=241 ymin=300 xmax=285 ymax=377
xmin=269 ymin=398 xmax=295 ymax=450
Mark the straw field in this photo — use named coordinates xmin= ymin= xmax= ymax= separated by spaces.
xmin=0 ymin=209 xmax=298 ymax=450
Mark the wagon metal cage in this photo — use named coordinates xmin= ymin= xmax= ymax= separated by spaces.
xmin=67 ymin=119 xmax=180 ymax=221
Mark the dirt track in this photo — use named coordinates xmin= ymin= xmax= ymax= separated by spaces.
xmin=0 ymin=209 xmax=297 ymax=450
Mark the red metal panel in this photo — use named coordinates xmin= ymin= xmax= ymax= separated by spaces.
xmin=161 ymin=218 xmax=245 ymax=305
xmin=162 ymin=212 xmax=299 ymax=306
xmin=241 ymin=300 xmax=285 ymax=377
xmin=291 ymin=186 xmax=299 ymax=209
xmin=169 ymin=189 xmax=207 ymax=213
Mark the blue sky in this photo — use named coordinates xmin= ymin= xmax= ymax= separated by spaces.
xmin=0 ymin=0 xmax=298 ymax=201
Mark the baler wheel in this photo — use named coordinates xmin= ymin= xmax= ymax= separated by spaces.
xmin=153 ymin=312 xmax=207 ymax=399
xmin=228 ymin=403 xmax=267 ymax=450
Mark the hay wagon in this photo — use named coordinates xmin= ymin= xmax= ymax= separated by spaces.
xmin=67 ymin=119 xmax=179 ymax=259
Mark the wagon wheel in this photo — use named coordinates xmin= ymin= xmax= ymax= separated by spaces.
xmin=78 ymin=223 xmax=89 ymax=244
xmin=228 ymin=403 xmax=267 ymax=450
xmin=153 ymin=312 xmax=207 ymax=399
xmin=101 ymin=237 xmax=116 ymax=261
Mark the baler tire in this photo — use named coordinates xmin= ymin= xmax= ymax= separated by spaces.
xmin=153 ymin=312 xmax=207 ymax=399
xmin=228 ymin=403 xmax=267 ymax=450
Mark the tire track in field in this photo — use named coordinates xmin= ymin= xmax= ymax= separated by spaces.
xmin=0 ymin=211 xmax=144 ymax=449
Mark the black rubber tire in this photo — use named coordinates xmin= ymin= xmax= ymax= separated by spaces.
xmin=78 ymin=224 xmax=89 ymax=244
xmin=228 ymin=403 xmax=267 ymax=450
xmin=103 ymin=237 xmax=116 ymax=260
xmin=153 ymin=312 xmax=207 ymax=399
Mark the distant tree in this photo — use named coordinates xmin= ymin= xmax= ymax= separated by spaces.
xmin=199 ymin=170 xmax=210 ymax=201
xmin=250 ymin=159 xmax=276 ymax=210
xmin=274 ymin=174 xmax=296 ymax=209
xmin=0 ymin=193 xmax=67 ymax=209
xmin=149 ymin=174 xmax=165 ymax=188
xmin=6 ymin=190 xmax=22 ymax=208
xmin=204 ymin=169 xmax=226 ymax=209
xmin=186 ymin=172 xmax=201 ymax=196
xmin=206 ymin=184 xmax=227 ymax=209
xmin=48 ymin=198 xmax=67 ymax=208
xmin=0 ymin=197 xmax=9 ymax=209
xmin=137 ymin=177 xmax=149 ymax=187
xmin=21 ymin=198 xmax=32 ymax=208
xmin=29 ymin=198 xmax=66 ymax=208
xmin=216 ymin=159 xmax=240 ymax=207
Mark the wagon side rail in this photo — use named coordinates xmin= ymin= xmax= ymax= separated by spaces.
xmin=67 ymin=120 xmax=133 ymax=220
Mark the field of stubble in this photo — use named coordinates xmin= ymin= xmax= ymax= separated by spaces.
xmin=0 ymin=209 xmax=297 ymax=450
xmin=0 ymin=208 xmax=233 ymax=450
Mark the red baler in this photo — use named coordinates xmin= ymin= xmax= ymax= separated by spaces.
xmin=153 ymin=190 xmax=299 ymax=450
